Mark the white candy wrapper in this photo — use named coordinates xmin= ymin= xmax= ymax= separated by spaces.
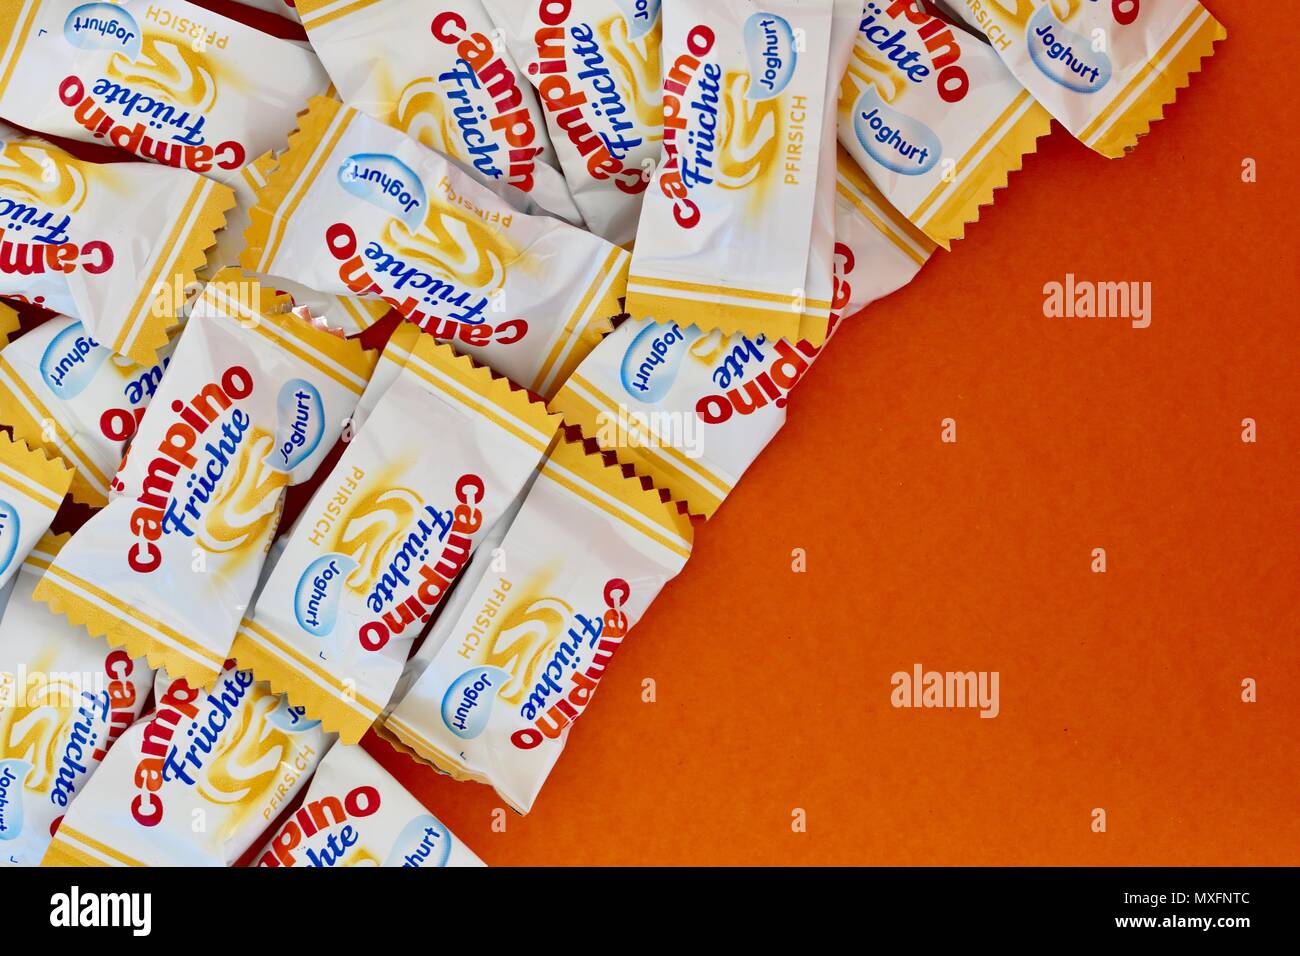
xmin=242 ymin=96 xmax=629 ymax=397
xmin=41 ymin=663 xmax=334 ymax=866
xmin=479 ymin=0 xmax=664 ymax=246
xmin=548 ymin=144 xmax=936 ymax=518
xmin=382 ymin=437 xmax=694 ymax=814
xmin=255 ymin=743 xmax=484 ymax=867
xmin=837 ymin=1 xmax=1051 ymax=248
xmin=624 ymin=0 xmax=839 ymax=343
xmin=0 ymin=533 xmax=154 ymax=867
xmin=231 ymin=329 xmax=560 ymax=744
xmin=940 ymin=0 xmax=1225 ymax=159
xmin=0 ymin=315 xmax=175 ymax=507
xmin=0 ymin=433 xmax=73 ymax=592
xmin=0 ymin=122 xmax=234 ymax=365
xmin=0 ymin=0 xmax=329 ymax=181
xmin=32 ymin=275 xmax=378 ymax=689
xmin=297 ymin=0 xmax=582 ymax=224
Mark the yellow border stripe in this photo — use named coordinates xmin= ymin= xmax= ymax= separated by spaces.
xmin=1079 ymin=6 xmax=1204 ymax=145
xmin=911 ymin=89 xmax=1032 ymax=224
xmin=0 ymin=358 xmax=111 ymax=493
xmin=532 ymin=246 xmax=624 ymax=394
xmin=384 ymin=714 xmax=476 ymax=777
xmin=550 ymin=380 xmax=727 ymax=517
xmin=42 ymin=564 xmax=227 ymax=671
xmin=261 ymin=107 xmax=355 ymax=271
xmin=0 ymin=460 xmax=62 ymax=512
xmin=0 ymin=1 xmax=39 ymax=101
xmin=115 ymin=179 xmax=212 ymax=356
xmin=542 ymin=465 xmax=691 ymax=561
xmin=626 ymin=289 xmax=803 ymax=339
xmin=567 ymin=371 xmax=731 ymax=491
xmin=404 ymin=359 xmax=554 ymax=455
xmin=56 ymin=826 xmax=146 ymax=867
xmin=247 ymin=313 xmax=364 ymax=393
xmin=237 ymin=621 xmax=384 ymax=716
xmin=836 ymin=182 xmax=929 ymax=267
xmin=629 ymin=274 xmax=831 ymax=311
xmin=300 ymin=0 xmax=381 ymax=31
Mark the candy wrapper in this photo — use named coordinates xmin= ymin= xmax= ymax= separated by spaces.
xmin=0 ymin=533 xmax=154 ymax=867
xmin=232 ymin=331 xmax=560 ymax=744
xmin=32 ymin=274 xmax=378 ymax=688
xmin=480 ymin=0 xmax=664 ymax=245
xmin=624 ymin=0 xmax=840 ymax=343
xmin=41 ymin=663 xmax=334 ymax=866
xmin=297 ymin=0 xmax=582 ymax=224
xmin=0 ymin=433 xmax=73 ymax=592
xmin=837 ymin=1 xmax=1052 ymax=248
xmin=548 ymin=145 xmax=936 ymax=518
xmin=940 ymin=0 xmax=1225 ymax=158
xmin=0 ymin=122 xmax=233 ymax=365
xmin=381 ymin=437 xmax=693 ymax=814
xmin=0 ymin=0 xmax=329 ymax=179
xmin=242 ymin=96 xmax=629 ymax=396
xmin=0 ymin=315 xmax=175 ymax=507
xmin=255 ymin=743 xmax=484 ymax=867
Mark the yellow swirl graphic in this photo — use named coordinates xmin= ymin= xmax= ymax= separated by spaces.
xmin=108 ymin=34 xmax=219 ymax=111
xmin=0 ymin=142 xmax=88 ymax=213
xmin=197 ymin=429 xmax=287 ymax=566
xmin=333 ymin=483 xmax=424 ymax=593
xmin=0 ymin=656 xmax=78 ymax=796
xmin=196 ymin=690 xmax=287 ymax=806
xmin=687 ymin=329 xmax=728 ymax=365
xmin=341 ymin=847 xmax=382 ymax=866
xmin=394 ymin=78 xmax=466 ymax=163
xmin=596 ymin=14 xmax=664 ymax=140
xmin=381 ymin=201 xmax=514 ymax=294
xmin=477 ymin=570 xmax=574 ymax=706
xmin=194 ymin=687 xmax=306 ymax=844
xmin=841 ymin=42 xmax=909 ymax=110
xmin=716 ymin=71 xmax=780 ymax=202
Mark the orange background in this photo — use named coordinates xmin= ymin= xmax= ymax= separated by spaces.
xmin=22 ymin=0 xmax=1299 ymax=865
xmin=374 ymin=0 xmax=1298 ymax=866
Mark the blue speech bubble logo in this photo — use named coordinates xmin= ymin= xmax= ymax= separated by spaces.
xmin=338 ymin=153 xmax=428 ymax=229
xmin=1027 ymin=6 xmax=1112 ymax=94
xmin=293 ymin=553 xmax=358 ymax=638
xmin=853 ymin=87 xmax=943 ymax=176
xmin=619 ymin=319 xmax=702 ymax=402
xmin=270 ymin=379 xmax=324 ymax=474
xmin=39 ymin=320 xmax=110 ymax=400
xmin=614 ymin=0 xmax=661 ymax=41
xmin=744 ymin=12 xmax=797 ymax=100
xmin=383 ymin=814 xmax=454 ymax=867
xmin=63 ymin=3 xmax=142 ymax=60
xmin=441 ymin=666 xmax=512 ymax=740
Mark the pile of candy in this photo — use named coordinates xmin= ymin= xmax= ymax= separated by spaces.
xmin=0 ymin=0 xmax=1224 ymax=867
